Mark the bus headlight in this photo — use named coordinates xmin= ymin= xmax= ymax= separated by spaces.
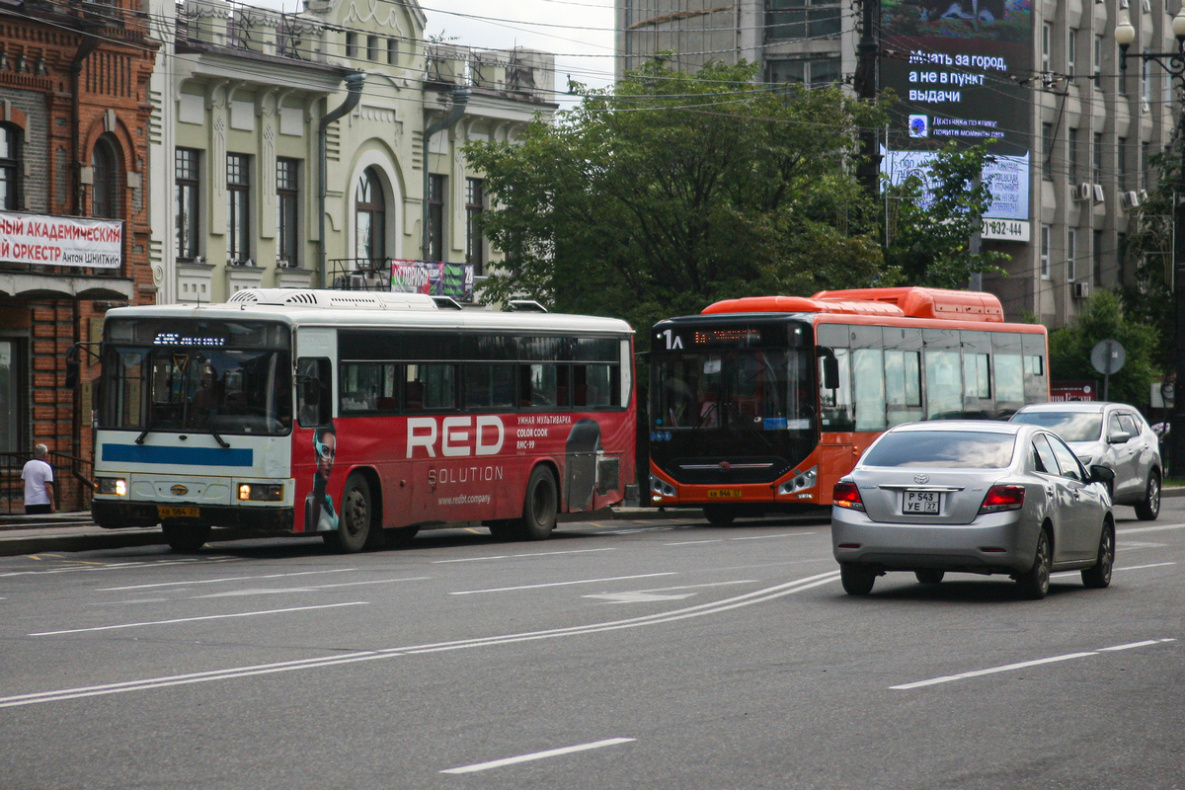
xmin=650 ymin=474 xmax=676 ymax=499
xmin=238 ymin=483 xmax=283 ymax=502
xmin=97 ymin=477 xmax=127 ymax=497
xmin=778 ymin=466 xmax=817 ymax=496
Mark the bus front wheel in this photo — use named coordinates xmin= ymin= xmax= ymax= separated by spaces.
xmin=325 ymin=474 xmax=372 ymax=553
xmin=162 ymin=522 xmax=210 ymax=553
xmin=703 ymin=504 xmax=737 ymax=527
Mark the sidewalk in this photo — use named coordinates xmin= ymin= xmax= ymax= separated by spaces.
xmin=0 ymin=506 xmax=701 ymax=557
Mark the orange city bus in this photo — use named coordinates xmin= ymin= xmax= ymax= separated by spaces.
xmin=647 ymin=287 xmax=1048 ymax=525
xmin=91 ymin=289 xmax=636 ymax=552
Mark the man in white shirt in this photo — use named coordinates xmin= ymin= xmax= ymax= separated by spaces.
xmin=22 ymin=443 xmax=54 ymax=515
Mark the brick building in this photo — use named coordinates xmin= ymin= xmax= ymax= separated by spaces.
xmin=0 ymin=0 xmax=157 ymax=510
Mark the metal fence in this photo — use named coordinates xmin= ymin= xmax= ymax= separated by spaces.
xmin=0 ymin=451 xmax=94 ymax=514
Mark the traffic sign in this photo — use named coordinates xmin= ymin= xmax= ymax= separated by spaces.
xmin=1090 ymin=339 xmax=1125 ymax=376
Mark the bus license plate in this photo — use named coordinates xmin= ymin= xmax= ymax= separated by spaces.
xmin=903 ymin=491 xmax=939 ymax=514
xmin=707 ymin=489 xmax=742 ymax=499
xmin=158 ymin=505 xmax=200 ymax=519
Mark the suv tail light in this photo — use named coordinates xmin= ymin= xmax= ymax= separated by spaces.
xmin=833 ymin=480 xmax=865 ymax=511
xmin=979 ymin=485 xmax=1025 ymax=514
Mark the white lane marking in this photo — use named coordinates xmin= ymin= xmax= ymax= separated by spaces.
xmin=28 ymin=602 xmax=368 ymax=636
xmin=0 ymin=557 xmax=241 ymax=577
xmin=441 ymin=738 xmax=636 ymax=775
xmin=1117 ymin=522 xmax=1185 ymax=534
xmin=2 ymin=571 xmax=840 ymax=707
xmin=585 ymin=591 xmax=696 ymax=603
xmin=99 ymin=568 xmax=358 ymax=592
xmin=196 ymin=577 xmax=432 ymax=598
xmin=433 ymin=548 xmax=616 ymax=564
xmin=1115 ymin=562 xmax=1176 ymax=572
xmin=891 ymin=639 xmax=1176 ymax=690
xmin=666 ymin=539 xmax=724 ymax=546
xmin=450 ymin=573 xmax=677 ymax=596
xmin=728 ymin=532 xmax=816 ymax=541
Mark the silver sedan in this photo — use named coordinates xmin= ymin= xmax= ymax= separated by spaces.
xmin=831 ymin=420 xmax=1115 ymax=599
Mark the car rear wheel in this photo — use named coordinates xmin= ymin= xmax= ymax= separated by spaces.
xmin=1134 ymin=470 xmax=1160 ymax=521
xmin=1081 ymin=523 xmax=1115 ymax=589
xmin=840 ymin=564 xmax=876 ymax=596
xmin=1016 ymin=529 xmax=1051 ymax=600
xmin=915 ymin=570 xmax=945 ymax=585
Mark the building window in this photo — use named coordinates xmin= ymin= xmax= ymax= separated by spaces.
xmin=388 ymin=38 xmax=399 ymax=65
xmin=1118 ymin=136 xmax=1127 ymax=188
xmin=428 ymin=173 xmax=445 ymax=262
xmin=1067 ymin=228 xmax=1077 ymax=282
xmin=1093 ymin=133 xmax=1103 ymax=184
xmin=1140 ymin=141 xmax=1150 ymax=190
xmin=1040 ymin=224 xmax=1051 ymax=280
xmin=0 ymin=124 xmax=21 ymax=211
xmin=1042 ymin=123 xmax=1054 ymax=181
xmin=355 ymin=167 xmax=385 ymax=266
xmin=1068 ymin=128 xmax=1079 ymax=184
xmin=92 ymin=137 xmax=120 ymax=218
xmin=276 ymin=158 xmax=299 ymax=268
xmin=1042 ymin=22 xmax=1052 ymax=72
xmin=1117 ymin=232 xmax=1127 ymax=287
xmin=1067 ymin=28 xmax=1077 ymax=72
xmin=367 ymin=35 xmax=380 ymax=60
xmin=1142 ymin=48 xmax=1152 ymax=102
xmin=766 ymin=0 xmax=841 ymax=41
xmin=175 ymin=148 xmax=200 ymax=261
xmin=227 ymin=153 xmax=251 ymax=264
xmin=465 ymin=177 xmax=484 ymax=275
xmin=767 ymin=57 xmax=841 ymax=89
xmin=1093 ymin=230 xmax=1103 ymax=286
xmin=1094 ymin=35 xmax=1102 ymax=86
xmin=346 ymin=32 xmax=357 ymax=58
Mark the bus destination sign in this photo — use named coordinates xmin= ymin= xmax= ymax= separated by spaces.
xmin=154 ymin=332 xmax=227 ymax=347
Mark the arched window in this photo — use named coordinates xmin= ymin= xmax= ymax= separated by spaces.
xmin=0 ymin=124 xmax=20 ymax=211
xmin=91 ymin=137 xmax=120 ymax=219
xmin=354 ymin=167 xmax=385 ymax=266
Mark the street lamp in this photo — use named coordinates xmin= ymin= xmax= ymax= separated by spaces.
xmin=1116 ymin=10 xmax=1185 ymax=478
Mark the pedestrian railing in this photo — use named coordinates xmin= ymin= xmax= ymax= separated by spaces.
xmin=0 ymin=452 xmax=94 ymax=514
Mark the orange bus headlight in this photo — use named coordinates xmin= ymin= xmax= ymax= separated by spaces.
xmin=778 ymin=466 xmax=817 ymax=496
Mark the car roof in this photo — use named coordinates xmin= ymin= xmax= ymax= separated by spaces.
xmin=886 ymin=420 xmax=1026 ymax=435
xmin=1014 ymin=402 xmax=1129 ymax=414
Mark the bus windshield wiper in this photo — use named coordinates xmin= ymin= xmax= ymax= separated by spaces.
xmin=208 ymin=428 xmax=231 ymax=449
xmin=135 ymin=417 xmax=159 ymax=445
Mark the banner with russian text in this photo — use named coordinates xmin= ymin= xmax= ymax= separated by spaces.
xmin=0 ymin=211 xmax=123 ymax=268
xmin=390 ymin=259 xmax=475 ymax=302
xmin=879 ymin=0 xmax=1033 ymax=223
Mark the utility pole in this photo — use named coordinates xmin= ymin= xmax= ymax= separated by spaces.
xmin=855 ymin=0 xmax=881 ymax=197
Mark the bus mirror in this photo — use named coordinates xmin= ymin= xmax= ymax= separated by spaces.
xmin=65 ymin=345 xmax=80 ymax=389
xmin=823 ymin=356 xmax=839 ymax=390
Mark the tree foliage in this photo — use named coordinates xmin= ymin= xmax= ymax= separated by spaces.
xmin=465 ymin=61 xmax=890 ymax=344
xmin=1048 ymin=289 xmax=1161 ymax=407
xmin=1119 ymin=145 xmax=1176 ymax=372
xmin=882 ymin=142 xmax=1010 ymax=288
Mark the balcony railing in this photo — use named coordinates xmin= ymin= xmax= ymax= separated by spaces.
xmin=0 ymin=451 xmax=94 ymax=515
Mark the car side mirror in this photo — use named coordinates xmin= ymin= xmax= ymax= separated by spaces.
xmin=1089 ymin=464 xmax=1116 ymax=486
xmin=1108 ymin=430 xmax=1132 ymax=444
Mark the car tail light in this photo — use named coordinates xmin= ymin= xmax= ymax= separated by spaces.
xmin=979 ymin=485 xmax=1025 ymax=514
xmin=833 ymin=481 xmax=865 ymax=511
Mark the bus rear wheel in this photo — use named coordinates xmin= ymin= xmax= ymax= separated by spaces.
xmin=324 ymin=474 xmax=372 ymax=553
xmin=513 ymin=467 xmax=558 ymax=541
xmin=162 ymin=521 xmax=210 ymax=553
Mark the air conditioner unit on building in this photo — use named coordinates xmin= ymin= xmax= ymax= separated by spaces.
xmin=1122 ymin=190 xmax=1141 ymax=209
xmin=1073 ymin=281 xmax=1091 ymax=299
xmin=1093 ymin=183 xmax=1106 ymax=202
xmin=1120 ymin=0 xmax=1129 ymax=8
xmin=1142 ymin=0 xmax=1152 ymax=11
xmin=1076 ymin=183 xmax=1093 ymax=201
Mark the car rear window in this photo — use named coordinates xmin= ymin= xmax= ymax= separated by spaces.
xmin=1011 ymin=411 xmax=1102 ymax=442
xmin=862 ymin=431 xmax=1016 ymax=468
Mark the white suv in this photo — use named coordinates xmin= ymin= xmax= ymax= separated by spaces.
xmin=1011 ymin=402 xmax=1161 ymax=520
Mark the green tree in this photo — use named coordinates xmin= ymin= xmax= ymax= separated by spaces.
xmin=1119 ymin=146 xmax=1175 ymax=372
xmin=465 ymin=60 xmax=890 ymax=341
xmin=1048 ymin=289 xmax=1161 ymax=407
xmin=882 ymin=142 xmax=1010 ymax=288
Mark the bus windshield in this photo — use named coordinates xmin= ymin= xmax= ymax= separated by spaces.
xmin=100 ymin=323 xmax=292 ymax=437
xmin=652 ymin=347 xmax=815 ymax=432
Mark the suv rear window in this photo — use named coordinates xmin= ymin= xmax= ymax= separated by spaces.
xmin=863 ymin=431 xmax=1016 ymax=468
xmin=1011 ymin=411 xmax=1102 ymax=442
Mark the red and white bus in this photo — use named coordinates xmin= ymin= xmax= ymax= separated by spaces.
xmin=92 ymin=289 xmax=636 ymax=552
xmin=648 ymin=287 xmax=1048 ymax=524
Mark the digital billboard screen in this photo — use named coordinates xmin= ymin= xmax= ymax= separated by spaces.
xmin=879 ymin=0 xmax=1034 ymax=231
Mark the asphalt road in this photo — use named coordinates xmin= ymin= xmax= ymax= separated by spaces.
xmin=1 ymin=500 xmax=1183 ymax=790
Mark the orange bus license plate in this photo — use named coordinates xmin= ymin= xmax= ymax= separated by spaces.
xmin=707 ymin=489 xmax=742 ymax=499
xmin=158 ymin=505 xmax=199 ymax=519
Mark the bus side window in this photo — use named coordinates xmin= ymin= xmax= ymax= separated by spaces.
xmin=297 ymin=357 xmax=331 ymax=427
